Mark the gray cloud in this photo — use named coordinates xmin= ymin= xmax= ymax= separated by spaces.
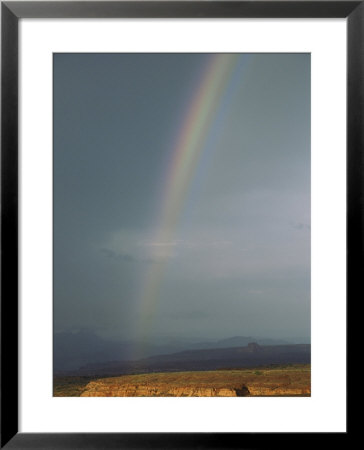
xmin=167 ymin=310 xmax=210 ymax=321
xmin=100 ymin=248 xmax=159 ymax=264
xmin=290 ymin=222 xmax=311 ymax=231
xmin=54 ymin=54 xmax=310 ymax=345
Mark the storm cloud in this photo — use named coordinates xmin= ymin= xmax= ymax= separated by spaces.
xmin=54 ymin=53 xmax=310 ymax=345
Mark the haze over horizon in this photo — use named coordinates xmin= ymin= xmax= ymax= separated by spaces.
xmin=54 ymin=53 xmax=310 ymax=362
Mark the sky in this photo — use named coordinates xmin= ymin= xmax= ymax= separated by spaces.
xmin=54 ymin=53 xmax=310 ymax=347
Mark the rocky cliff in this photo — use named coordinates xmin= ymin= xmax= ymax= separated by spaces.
xmin=80 ymin=382 xmax=250 ymax=397
xmin=80 ymin=381 xmax=309 ymax=397
xmin=78 ymin=366 xmax=310 ymax=397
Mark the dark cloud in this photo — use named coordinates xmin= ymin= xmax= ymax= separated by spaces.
xmin=290 ymin=222 xmax=311 ymax=231
xmin=54 ymin=54 xmax=310 ymax=345
xmin=100 ymin=248 xmax=158 ymax=264
xmin=167 ymin=310 xmax=210 ymax=321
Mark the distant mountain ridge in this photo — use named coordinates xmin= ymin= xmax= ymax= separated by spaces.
xmin=190 ymin=336 xmax=291 ymax=349
xmin=56 ymin=342 xmax=311 ymax=376
xmin=54 ymin=331 xmax=302 ymax=371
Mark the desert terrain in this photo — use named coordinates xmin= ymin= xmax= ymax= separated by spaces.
xmin=54 ymin=364 xmax=310 ymax=397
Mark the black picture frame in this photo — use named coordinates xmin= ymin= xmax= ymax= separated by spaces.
xmin=1 ymin=1 xmax=356 ymax=448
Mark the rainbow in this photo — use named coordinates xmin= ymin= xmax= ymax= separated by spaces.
xmin=133 ymin=54 xmax=249 ymax=357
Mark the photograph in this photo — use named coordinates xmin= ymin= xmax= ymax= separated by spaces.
xmin=53 ymin=52 xmax=311 ymax=398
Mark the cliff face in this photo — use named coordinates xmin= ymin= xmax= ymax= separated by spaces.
xmin=80 ymin=381 xmax=309 ymax=397
xmin=247 ymin=386 xmax=310 ymax=396
xmin=68 ymin=366 xmax=311 ymax=397
xmin=80 ymin=382 xmax=249 ymax=397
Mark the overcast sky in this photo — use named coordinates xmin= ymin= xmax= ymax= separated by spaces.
xmin=54 ymin=53 xmax=310 ymax=344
